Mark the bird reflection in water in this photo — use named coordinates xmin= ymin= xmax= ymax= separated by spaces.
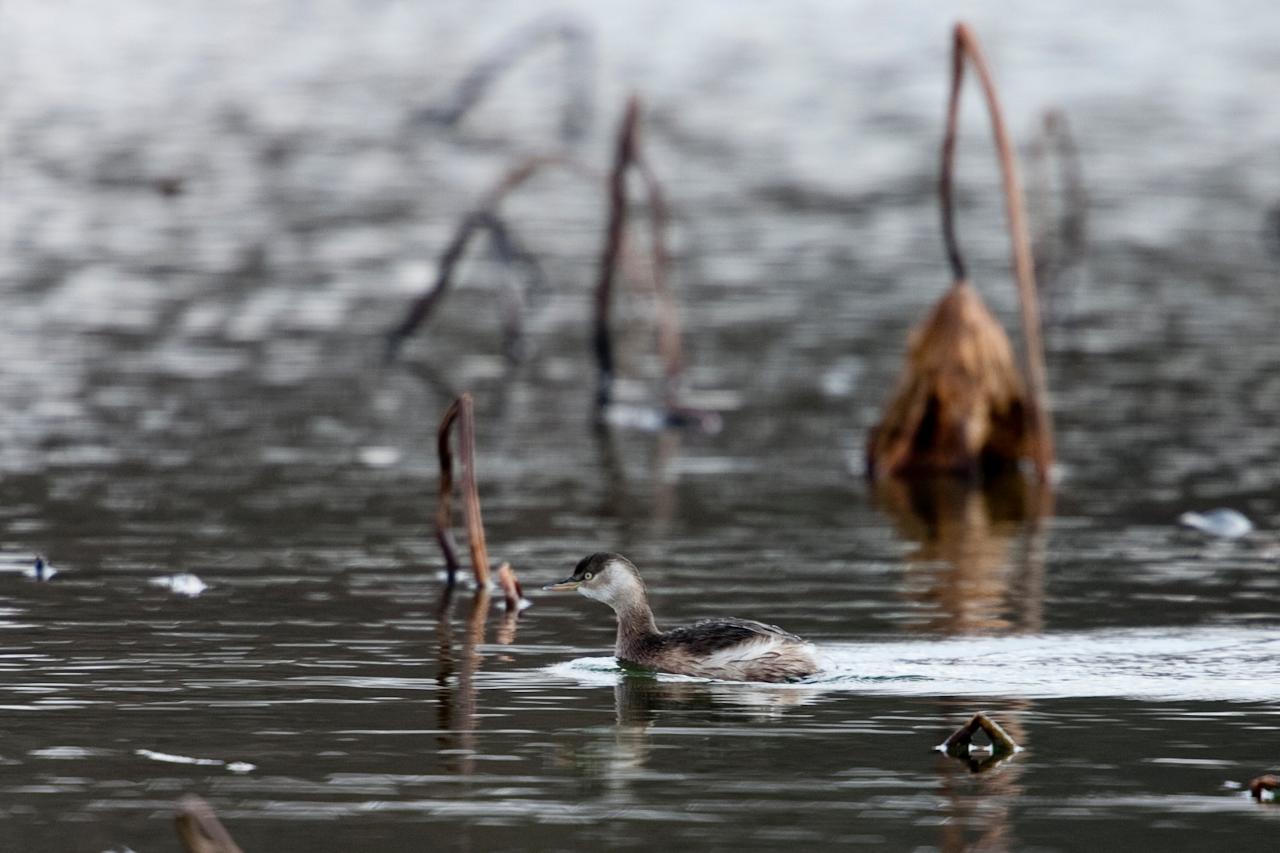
xmin=560 ymin=675 xmax=817 ymax=793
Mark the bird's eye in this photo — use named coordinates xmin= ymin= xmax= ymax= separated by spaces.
xmin=583 ymin=572 xmax=594 ymax=581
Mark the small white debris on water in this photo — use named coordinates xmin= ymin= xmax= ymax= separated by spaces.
xmin=357 ymin=446 xmax=401 ymax=468
xmin=150 ymin=573 xmax=208 ymax=596
xmin=819 ymin=358 xmax=862 ymax=397
xmin=29 ymin=746 xmax=99 ymax=759
xmin=136 ymin=749 xmax=255 ymax=773
xmin=602 ymin=403 xmax=667 ymax=432
xmin=136 ymin=749 xmax=223 ymax=766
xmin=1178 ymin=509 xmax=1253 ymax=539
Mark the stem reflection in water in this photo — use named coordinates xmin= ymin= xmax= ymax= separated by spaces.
xmin=875 ymin=473 xmax=1050 ymax=636
xmin=433 ymin=584 xmax=520 ymax=777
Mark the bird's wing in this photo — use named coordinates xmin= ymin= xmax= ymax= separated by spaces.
xmin=662 ymin=618 xmax=804 ymax=655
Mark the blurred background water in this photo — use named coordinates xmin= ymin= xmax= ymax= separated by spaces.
xmin=1 ymin=0 xmax=1278 ymax=850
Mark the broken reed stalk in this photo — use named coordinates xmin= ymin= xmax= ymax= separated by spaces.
xmin=174 ymin=795 xmax=243 ymax=853
xmin=421 ymin=16 xmax=594 ymax=145
xmin=496 ymin=561 xmax=523 ymax=612
xmin=592 ymin=94 xmax=685 ymax=410
xmin=386 ymin=155 xmax=594 ymax=362
xmin=436 ymin=392 xmax=491 ymax=587
xmin=942 ymin=22 xmax=1053 ymax=480
xmin=940 ymin=711 xmax=1021 ymax=755
xmin=868 ymin=22 xmax=1053 ymax=482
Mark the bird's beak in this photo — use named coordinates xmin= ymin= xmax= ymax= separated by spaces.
xmin=542 ymin=576 xmax=580 ymax=592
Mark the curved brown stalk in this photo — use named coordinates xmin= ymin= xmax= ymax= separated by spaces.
xmin=940 ymin=22 xmax=1054 ymax=482
xmin=436 ymin=392 xmax=491 ymax=587
xmin=591 ymin=98 xmax=639 ymax=408
xmin=593 ymin=94 xmax=686 ymax=411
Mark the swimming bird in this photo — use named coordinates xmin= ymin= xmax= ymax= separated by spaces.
xmin=543 ymin=553 xmax=818 ymax=683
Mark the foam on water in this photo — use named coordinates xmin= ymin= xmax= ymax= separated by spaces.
xmin=547 ymin=626 xmax=1280 ymax=702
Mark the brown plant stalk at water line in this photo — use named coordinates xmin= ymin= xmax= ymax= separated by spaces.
xmin=868 ymin=22 xmax=1054 ymax=482
xmin=940 ymin=711 xmax=1021 ymax=756
xmin=436 ymin=392 xmax=491 ymax=587
xmin=435 ymin=394 xmax=526 ymax=610
xmin=593 ymin=95 xmax=687 ymax=414
xmin=174 ymin=795 xmax=243 ymax=853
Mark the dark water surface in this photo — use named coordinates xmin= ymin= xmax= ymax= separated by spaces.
xmin=2 ymin=1 xmax=1279 ymax=850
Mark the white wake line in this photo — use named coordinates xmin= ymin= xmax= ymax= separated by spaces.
xmin=544 ymin=626 xmax=1280 ymax=702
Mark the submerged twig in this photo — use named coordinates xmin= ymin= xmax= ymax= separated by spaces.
xmin=418 ymin=16 xmax=594 ymax=145
xmin=174 ymin=795 xmax=243 ymax=853
xmin=436 ymin=392 xmax=491 ymax=587
xmin=940 ymin=711 xmax=1021 ymax=757
xmin=592 ymin=95 xmax=690 ymax=416
xmin=940 ymin=22 xmax=1054 ymax=480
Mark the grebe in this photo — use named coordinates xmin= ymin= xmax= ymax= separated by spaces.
xmin=544 ymin=553 xmax=819 ymax=683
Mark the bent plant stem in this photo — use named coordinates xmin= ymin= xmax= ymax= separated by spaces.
xmin=593 ymin=94 xmax=687 ymax=414
xmin=386 ymin=155 xmax=595 ymax=361
xmin=941 ymin=23 xmax=1054 ymax=481
xmin=940 ymin=711 xmax=1021 ymax=757
xmin=421 ymin=16 xmax=594 ymax=145
xmin=174 ymin=795 xmax=243 ymax=853
xmin=591 ymin=98 xmax=637 ymax=409
xmin=635 ymin=155 xmax=685 ymax=408
xmin=436 ymin=393 xmax=491 ymax=587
